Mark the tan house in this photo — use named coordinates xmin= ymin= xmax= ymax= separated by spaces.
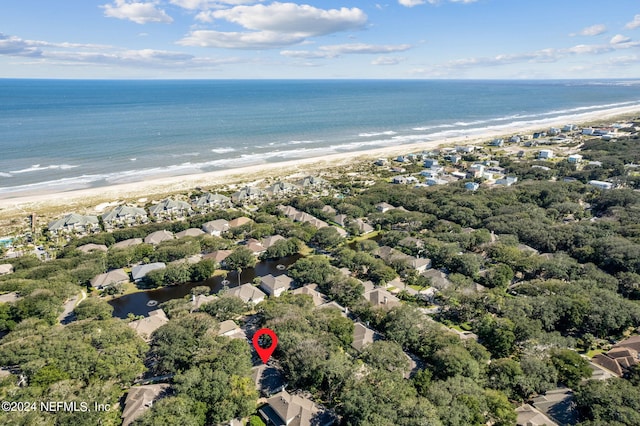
xmin=229 ymin=216 xmax=253 ymax=228
xmin=90 ymin=268 xmax=129 ymax=290
xmin=259 ymin=390 xmax=334 ymax=426
xmin=259 ymin=274 xmax=293 ymax=297
xmin=144 ymin=230 xmax=174 ymax=245
xmin=128 ymin=309 xmax=169 ymax=342
xmin=121 ymin=384 xmax=170 ymax=426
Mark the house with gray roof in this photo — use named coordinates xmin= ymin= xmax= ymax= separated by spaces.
xmin=231 ymin=186 xmax=264 ymax=203
xmin=47 ymin=213 xmax=99 ymax=235
xmin=127 ymin=309 xmax=169 ymax=341
xmin=352 ymin=322 xmax=378 ymax=351
xmin=148 ymin=198 xmax=192 ymax=220
xmin=77 ymin=243 xmax=108 ymax=254
xmin=131 ymin=263 xmax=166 ymax=282
xmin=193 ymin=192 xmax=230 ymax=210
xmin=296 ymin=175 xmax=327 ymax=188
xmin=175 ymin=228 xmax=205 ymax=238
xmin=421 ymin=269 xmax=452 ymax=290
xmin=265 ymin=181 xmax=299 ymax=197
xmin=364 ymin=288 xmax=401 ymax=308
xmin=112 ymin=238 xmax=143 ymax=250
xmin=262 ymin=235 xmax=285 ymax=249
xmin=203 ymin=249 xmax=233 ymax=264
xmin=121 ymin=383 xmax=170 ymax=426
xmin=90 ymin=268 xmax=129 ymax=289
xmin=227 ymin=283 xmax=266 ymax=305
xmin=202 ymin=219 xmax=229 ymax=236
xmin=260 ymin=274 xmax=293 ymax=297
xmin=144 ymin=230 xmax=174 ymax=245
xmin=102 ymin=205 xmax=148 ymax=229
xmin=259 ymin=390 xmax=334 ymax=426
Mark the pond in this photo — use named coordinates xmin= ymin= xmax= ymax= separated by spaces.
xmin=109 ymin=254 xmax=302 ymax=319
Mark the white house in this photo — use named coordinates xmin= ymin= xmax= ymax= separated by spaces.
xmin=538 ymin=149 xmax=554 ymax=159
xmin=568 ymin=154 xmax=583 ymax=164
xmin=259 ymin=274 xmax=293 ymax=297
xmin=588 ymin=180 xmax=613 ymax=190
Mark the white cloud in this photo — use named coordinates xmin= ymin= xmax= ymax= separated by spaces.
xmin=170 ymin=0 xmax=260 ymax=10
xmin=626 ymin=14 xmax=640 ymax=30
xmin=398 ymin=0 xmax=476 ymax=6
xmin=281 ymin=43 xmax=411 ymax=58
xmin=178 ymin=30 xmax=306 ymax=48
xmin=0 ymin=33 xmax=42 ymax=57
xmin=102 ymin=0 xmax=173 ymax=24
xmin=372 ymin=56 xmax=403 ymax=65
xmin=610 ymin=34 xmax=631 ymax=45
xmin=183 ymin=3 xmax=367 ymax=49
xmin=573 ymin=24 xmax=607 ymax=36
xmin=210 ymin=3 xmax=366 ymax=35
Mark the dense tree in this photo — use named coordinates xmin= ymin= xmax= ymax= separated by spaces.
xmin=199 ymin=296 xmax=247 ymax=321
xmin=550 ymin=349 xmax=592 ymax=388
xmin=73 ymin=298 xmax=113 ymax=320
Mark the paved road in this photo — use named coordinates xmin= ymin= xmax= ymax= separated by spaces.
xmin=58 ymin=290 xmax=87 ymax=324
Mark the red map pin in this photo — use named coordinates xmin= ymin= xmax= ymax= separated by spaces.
xmin=252 ymin=328 xmax=278 ymax=364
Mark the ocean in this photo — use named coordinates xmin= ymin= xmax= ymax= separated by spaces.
xmin=1 ymin=79 xmax=640 ymax=196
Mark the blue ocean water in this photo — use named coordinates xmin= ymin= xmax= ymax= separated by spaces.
xmin=1 ymin=79 xmax=640 ymax=196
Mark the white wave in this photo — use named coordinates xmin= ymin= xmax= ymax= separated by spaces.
xmin=0 ymin=174 xmax=105 ymax=195
xmin=358 ymin=131 xmax=397 ymax=137
xmin=171 ymin=152 xmax=200 ymax=158
xmin=412 ymin=124 xmax=456 ymax=131
xmin=0 ymin=172 xmax=12 ymax=178
xmin=210 ymin=147 xmax=236 ymax=154
xmin=130 ymin=158 xmax=137 ymax=161
xmin=9 ymin=164 xmax=79 ymax=174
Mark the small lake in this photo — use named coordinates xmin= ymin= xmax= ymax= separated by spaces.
xmin=109 ymin=254 xmax=302 ymax=319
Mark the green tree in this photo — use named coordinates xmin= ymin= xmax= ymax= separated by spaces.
xmin=74 ymin=298 xmax=114 ymax=320
xmin=200 ymin=296 xmax=247 ymax=321
xmin=133 ymin=396 xmax=206 ymax=426
xmin=312 ymin=227 xmax=344 ymax=250
xmin=550 ymin=349 xmax=591 ymax=387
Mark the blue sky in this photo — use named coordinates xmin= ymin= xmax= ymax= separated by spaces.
xmin=1 ymin=0 xmax=640 ymax=78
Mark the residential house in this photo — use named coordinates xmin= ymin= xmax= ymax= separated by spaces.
xmin=392 ymin=176 xmax=408 ymax=184
xmin=531 ymin=387 xmax=576 ymax=426
xmin=47 ymin=213 xmax=99 ymax=235
xmin=465 ymin=182 xmax=480 ymax=191
xmin=193 ymin=193 xmax=230 ymax=210
xmin=202 ymin=219 xmax=230 ymax=236
xmin=375 ymin=202 xmax=395 ymax=213
xmin=291 ymin=284 xmax=328 ymax=306
xmin=260 ymin=274 xmax=293 ymax=297
xmin=515 ymin=404 xmax=558 ymax=426
xmin=112 ymin=238 xmax=143 ymax=249
xmin=266 ymin=181 xmax=298 ymax=198
xmin=364 ymin=287 xmax=401 ymax=308
xmin=398 ymin=236 xmax=424 ymax=250
xmin=421 ymin=269 xmax=452 ymax=290
xmin=259 ymin=390 xmax=334 ymax=426
xmin=395 ymin=155 xmax=410 ymax=163
xmin=90 ymin=268 xmax=129 ymax=290
xmin=0 ymin=264 xmax=14 ymax=276
xmin=144 ymin=230 xmax=174 ymax=245
xmin=420 ymin=170 xmax=439 ymax=179
xmin=538 ymin=149 xmax=554 ymax=159
xmin=121 ymin=384 xmax=170 ymax=426
xmin=102 ymin=206 xmax=148 ymax=229
xmin=353 ymin=218 xmax=374 ymax=234
xmin=568 ymin=154 xmax=583 ymax=164
xmin=495 ymin=176 xmax=518 ymax=186
xmin=426 ymin=178 xmax=448 ymax=186
xmin=227 ymin=283 xmax=266 ymax=305
xmin=352 ymin=322 xmax=378 ymax=351
xmin=489 ymin=138 xmax=504 ymax=147
xmin=191 ymin=294 xmax=217 ymax=311
xmin=588 ymin=180 xmax=613 ymax=190
xmin=127 ymin=309 xmax=169 ymax=341
xmin=592 ymin=335 xmax=640 ymax=377
xmin=231 ymin=186 xmax=264 ymax=204
xmin=131 ymin=263 xmax=166 ymax=283
xmin=445 ymin=154 xmax=461 ymax=163
xmin=509 ymin=135 xmax=521 ymax=143
xmin=296 ymin=175 xmax=327 ymax=188
xmin=450 ymin=171 xmax=467 ymax=180
xmin=246 ymin=239 xmax=267 ymax=256
xmin=423 ymin=158 xmax=439 ymax=168
xmin=148 ymin=199 xmax=192 ymax=220
xmin=321 ymin=205 xmax=337 ymax=216
xmin=563 ymin=124 xmax=577 ymax=132
xmin=456 ymin=145 xmax=476 ymax=153
xmin=333 ymin=214 xmax=348 ymax=227
xmin=229 ymin=216 xmax=253 ymax=228
xmin=374 ymin=158 xmax=388 ymax=166
xmin=262 ymin=235 xmax=285 ymax=249
xmin=77 ymin=243 xmax=108 ymax=254
xmin=175 ymin=228 xmax=205 ymax=238
xmin=218 ymin=319 xmax=244 ymax=338
xmin=203 ymin=250 xmax=232 ymax=265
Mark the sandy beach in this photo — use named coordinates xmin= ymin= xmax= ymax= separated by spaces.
xmin=1 ymin=103 xmax=639 ymax=227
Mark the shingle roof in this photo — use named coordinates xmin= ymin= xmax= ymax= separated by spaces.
xmin=112 ymin=238 xmax=143 ymax=249
xmin=227 ymin=284 xmax=266 ymax=304
xmin=48 ymin=213 xmax=99 ymax=230
xmin=144 ymin=230 xmax=174 ymax=245
xmin=90 ymin=268 xmax=129 ymax=289
xmin=102 ymin=205 xmax=147 ymax=222
xmin=131 ymin=263 xmax=166 ymax=281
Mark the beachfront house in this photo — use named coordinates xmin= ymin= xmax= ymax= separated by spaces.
xmin=489 ymin=138 xmax=504 ymax=147
xmin=495 ymin=176 xmax=518 ymax=186
xmin=202 ymin=219 xmax=229 ymax=236
xmin=265 ymin=181 xmax=298 ymax=198
xmin=296 ymin=175 xmax=327 ymax=188
xmin=148 ymin=199 xmax=192 ymax=221
xmin=231 ymin=186 xmax=264 ymax=204
xmin=193 ymin=193 xmax=231 ymax=211
xmin=465 ymin=182 xmax=480 ymax=191
xmin=102 ymin=205 xmax=148 ymax=229
xmin=47 ymin=213 xmax=100 ymax=236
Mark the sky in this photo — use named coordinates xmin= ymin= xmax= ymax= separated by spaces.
xmin=1 ymin=0 xmax=640 ymax=79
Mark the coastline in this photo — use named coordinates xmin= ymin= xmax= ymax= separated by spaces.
xmin=1 ymin=104 xmax=639 ymax=223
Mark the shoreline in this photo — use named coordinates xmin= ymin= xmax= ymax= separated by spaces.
xmin=1 ymin=104 xmax=639 ymax=222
